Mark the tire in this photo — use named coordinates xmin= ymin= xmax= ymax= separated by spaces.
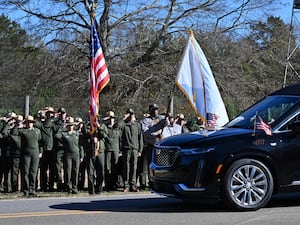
xmin=223 ymin=158 xmax=274 ymax=211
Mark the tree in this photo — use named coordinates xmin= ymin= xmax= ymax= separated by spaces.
xmin=0 ymin=0 xmax=281 ymax=70
xmin=0 ymin=1 xmax=294 ymax=119
xmin=0 ymin=14 xmax=40 ymax=97
xmin=247 ymin=16 xmax=292 ymax=91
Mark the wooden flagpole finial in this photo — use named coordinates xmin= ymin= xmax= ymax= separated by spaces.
xmin=87 ymin=1 xmax=98 ymax=22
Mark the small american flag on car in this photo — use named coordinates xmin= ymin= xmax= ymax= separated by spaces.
xmin=256 ymin=115 xmax=272 ymax=136
xmin=206 ymin=113 xmax=219 ymax=129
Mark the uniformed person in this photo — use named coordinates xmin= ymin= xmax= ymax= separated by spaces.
xmin=35 ymin=106 xmax=56 ymax=192
xmin=76 ymin=117 xmax=86 ymax=191
xmin=19 ymin=115 xmax=42 ymax=197
xmin=0 ymin=112 xmax=18 ymax=193
xmin=136 ymin=113 xmax=149 ymax=190
xmin=175 ymin=113 xmax=190 ymax=133
xmin=141 ymin=104 xmax=166 ymax=161
xmin=103 ymin=111 xmax=121 ymax=191
xmin=7 ymin=115 xmax=24 ymax=192
xmin=141 ymin=104 xmax=166 ymax=187
xmin=92 ymin=121 xmax=108 ymax=194
xmin=80 ymin=122 xmax=95 ymax=194
xmin=120 ymin=109 xmax=144 ymax=192
xmin=53 ymin=107 xmax=67 ymax=191
xmin=0 ymin=116 xmax=6 ymax=192
xmin=161 ymin=114 xmax=182 ymax=139
xmin=55 ymin=117 xmax=84 ymax=194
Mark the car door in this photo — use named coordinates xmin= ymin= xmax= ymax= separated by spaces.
xmin=277 ymin=112 xmax=300 ymax=188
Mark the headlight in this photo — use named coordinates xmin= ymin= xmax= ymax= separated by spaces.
xmin=181 ymin=147 xmax=215 ymax=154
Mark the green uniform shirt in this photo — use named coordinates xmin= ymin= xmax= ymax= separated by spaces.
xmin=53 ymin=118 xmax=65 ymax=148
xmin=35 ymin=118 xmax=56 ymax=151
xmin=57 ymin=130 xmax=83 ymax=158
xmin=105 ymin=123 xmax=121 ymax=152
xmin=120 ymin=120 xmax=143 ymax=152
xmin=79 ymin=125 xmax=94 ymax=156
xmin=10 ymin=125 xmax=22 ymax=156
xmin=0 ymin=122 xmax=12 ymax=157
xmin=96 ymin=123 xmax=108 ymax=153
xmin=19 ymin=127 xmax=42 ymax=155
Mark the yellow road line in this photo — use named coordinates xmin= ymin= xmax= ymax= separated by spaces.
xmin=0 ymin=210 xmax=108 ymax=219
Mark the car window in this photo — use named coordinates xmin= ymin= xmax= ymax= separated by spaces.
xmin=227 ymin=96 xmax=300 ymax=129
xmin=279 ymin=111 xmax=300 ymax=131
xmin=260 ymin=101 xmax=295 ymax=124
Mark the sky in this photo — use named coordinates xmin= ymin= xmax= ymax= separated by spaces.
xmin=282 ymin=0 xmax=300 ymax=44
xmin=2 ymin=0 xmax=297 ymax=41
xmin=3 ymin=1 xmax=296 ymax=26
xmin=277 ymin=0 xmax=293 ymax=24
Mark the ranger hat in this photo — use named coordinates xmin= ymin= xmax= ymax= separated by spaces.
xmin=66 ymin=116 xmax=75 ymax=125
xmin=177 ymin=113 xmax=185 ymax=120
xmin=66 ymin=117 xmax=76 ymax=126
xmin=149 ymin=104 xmax=159 ymax=111
xmin=8 ymin=112 xmax=17 ymax=119
xmin=38 ymin=110 xmax=46 ymax=118
xmin=103 ymin=111 xmax=115 ymax=120
xmin=75 ymin=117 xmax=83 ymax=123
xmin=58 ymin=107 xmax=66 ymax=114
xmin=126 ymin=108 xmax=134 ymax=114
xmin=25 ymin=115 xmax=35 ymax=122
xmin=45 ymin=106 xmax=55 ymax=113
xmin=16 ymin=115 xmax=24 ymax=121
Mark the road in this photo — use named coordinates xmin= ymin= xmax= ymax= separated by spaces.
xmin=1 ymin=192 xmax=300 ymax=225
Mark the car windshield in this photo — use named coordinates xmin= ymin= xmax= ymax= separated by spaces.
xmin=226 ymin=96 xmax=300 ymax=129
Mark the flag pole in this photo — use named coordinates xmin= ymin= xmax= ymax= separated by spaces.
xmin=167 ymin=30 xmax=194 ymax=117
xmin=166 ymin=83 xmax=176 ymax=116
xmin=89 ymin=1 xmax=96 ymax=134
xmin=88 ymin=0 xmax=110 ymax=134
xmin=175 ymin=28 xmax=229 ymax=130
xmin=252 ymin=111 xmax=258 ymax=136
xmin=161 ymin=83 xmax=176 ymax=137
xmin=189 ymin=29 xmax=208 ymax=127
xmin=89 ymin=0 xmax=108 ymax=134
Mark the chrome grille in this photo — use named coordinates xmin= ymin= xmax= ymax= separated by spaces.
xmin=153 ymin=146 xmax=180 ymax=166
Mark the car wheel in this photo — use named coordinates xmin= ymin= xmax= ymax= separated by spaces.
xmin=223 ymin=158 xmax=273 ymax=210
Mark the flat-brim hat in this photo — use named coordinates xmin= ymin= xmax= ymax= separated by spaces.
xmin=149 ymin=104 xmax=159 ymax=111
xmin=17 ymin=115 xmax=24 ymax=121
xmin=8 ymin=112 xmax=17 ymax=120
xmin=66 ymin=116 xmax=75 ymax=126
xmin=126 ymin=108 xmax=134 ymax=114
xmin=25 ymin=115 xmax=35 ymax=122
xmin=75 ymin=117 xmax=83 ymax=124
xmin=103 ymin=111 xmax=116 ymax=120
xmin=177 ymin=113 xmax=185 ymax=120
xmin=45 ymin=106 xmax=55 ymax=113
xmin=58 ymin=107 xmax=66 ymax=114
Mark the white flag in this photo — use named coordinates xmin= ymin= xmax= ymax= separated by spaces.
xmin=176 ymin=31 xmax=229 ymax=128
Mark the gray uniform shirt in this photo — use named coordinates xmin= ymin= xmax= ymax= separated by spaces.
xmin=141 ymin=115 xmax=166 ymax=145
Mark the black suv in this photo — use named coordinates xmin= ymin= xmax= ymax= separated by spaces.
xmin=149 ymin=83 xmax=300 ymax=210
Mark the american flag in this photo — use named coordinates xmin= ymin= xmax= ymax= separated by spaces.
xmin=256 ymin=115 xmax=272 ymax=136
xmin=89 ymin=19 xmax=110 ymax=134
xmin=206 ymin=113 xmax=219 ymax=129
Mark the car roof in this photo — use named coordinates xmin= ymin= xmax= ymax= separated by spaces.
xmin=270 ymin=83 xmax=300 ymax=96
